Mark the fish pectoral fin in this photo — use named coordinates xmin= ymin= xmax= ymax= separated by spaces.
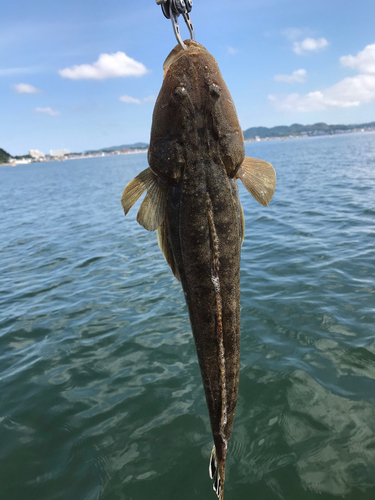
xmin=137 ymin=180 xmax=167 ymax=232
xmin=121 ymin=167 xmax=167 ymax=232
xmin=121 ymin=167 xmax=155 ymax=215
xmin=157 ymin=220 xmax=181 ymax=281
xmin=237 ymin=156 xmax=276 ymax=207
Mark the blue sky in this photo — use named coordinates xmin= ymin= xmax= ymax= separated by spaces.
xmin=1 ymin=0 xmax=375 ymax=155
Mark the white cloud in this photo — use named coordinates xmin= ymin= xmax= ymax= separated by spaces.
xmin=34 ymin=107 xmax=60 ymax=116
xmin=274 ymin=69 xmax=307 ymax=83
xmin=293 ymin=37 xmax=329 ymax=55
xmin=142 ymin=95 xmax=156 ymax=103
xmin=340 ymin=43 xmax=375 ymax=74
xmin=270 ymin=43 xmax=375 ymax=112
xmin=227 ymin=46 xmax=238 ymax=55
xmin=282 ymin=28 xmax=305 ymax=41
xmin=119 ymin=94 xmax=156 ymax=104
xmin=15 ymin=83 xmax=41 ymax=94
xmin=269 ymin=74 xmax=375 ymax=112
xmin=59 ymin=52 xmax=148 ymax=80
xmin=119 ymin=95 xmax=142 ymax=104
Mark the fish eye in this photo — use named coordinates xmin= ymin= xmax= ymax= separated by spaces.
xmin=174 ymin=86 xmax=187 ymax=100
xmin=209 ymin=83 xmax=221 ymax=99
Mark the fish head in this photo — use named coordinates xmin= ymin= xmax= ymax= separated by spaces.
xmin=148 ymin=40 xmax=244 ymax=183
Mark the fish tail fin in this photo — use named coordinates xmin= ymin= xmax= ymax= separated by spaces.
xmin=209 ymin=445 xmax=217 ymax=480
xmin=209 ymin=445 xmax=225 ymax=499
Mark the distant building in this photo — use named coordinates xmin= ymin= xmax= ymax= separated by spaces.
xmin=29 ymin=149 xmax=45 ymax=159
xmin=13 ymin=158 xmax=32 ymax=165
xmin=50 ymin=148 xmax=70 ymax=157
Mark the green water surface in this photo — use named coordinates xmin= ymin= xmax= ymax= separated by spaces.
xmin=1 ymin=133 xmax=375 ymax=500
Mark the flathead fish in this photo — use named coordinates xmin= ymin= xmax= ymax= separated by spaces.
xmin=121 ymin=40 xmax=276 ymax=499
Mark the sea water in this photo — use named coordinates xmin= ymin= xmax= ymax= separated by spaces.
xmin=1 ymin=132 xmax=375 ymax=500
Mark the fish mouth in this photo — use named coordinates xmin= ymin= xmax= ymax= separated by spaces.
xmin=163 ymin=39 xmax=209 ymax=73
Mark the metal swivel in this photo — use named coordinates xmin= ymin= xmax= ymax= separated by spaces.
xmin=156 ymin=0 xmax=195 ymax=49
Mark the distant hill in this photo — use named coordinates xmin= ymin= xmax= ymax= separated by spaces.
xmin=0 ymin=148 xmax=11 ymax=164
xmin=89 ymin=121 xmax=375 ymax=154
xmin=243 ymin=121 xmax=375 ymax=140
xmin=5 ymin=121 xmax=375 ymax=161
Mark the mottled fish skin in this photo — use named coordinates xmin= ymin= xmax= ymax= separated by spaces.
xmin=121 ymin=40 xmax=276 ymax=500
xmin=149 ymin=40 xmax=243 ymax=498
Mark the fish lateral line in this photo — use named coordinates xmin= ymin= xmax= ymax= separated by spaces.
xmin=206 ymin=193 xmax=228 ymax=447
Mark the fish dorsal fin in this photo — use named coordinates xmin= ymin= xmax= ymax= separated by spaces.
xmin=121 ymin=167 xmax=167 ymax=232
xmin=237 ymin=156 xmax=276 ymax=207
xmin=121 ymin=168 xmax=155 ymax=215
xmin=157 ymin=220 xmax=181 ymax=281
xmin=240 ymin=202 xmax=245 ymax=246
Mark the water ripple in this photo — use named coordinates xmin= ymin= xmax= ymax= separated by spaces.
xmin=0 ymin=134 xmax=374 ymax=499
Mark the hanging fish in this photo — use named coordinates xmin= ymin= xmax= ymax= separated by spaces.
xmin=121 ymin=40 xmax=276 ymax=499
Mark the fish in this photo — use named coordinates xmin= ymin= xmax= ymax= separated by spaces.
xmin=121 ymin=40 xmax=276 ymax=499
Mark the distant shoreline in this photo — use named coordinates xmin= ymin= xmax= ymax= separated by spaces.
xmin=1 ymin=148 xmax=148 ymax=166
xmin=2 ymin=128 xmax=375 ymax=167
xmin=244 ymin=128 xmax=375 ymax=144
xmin=64 ymin=148 xmax=148 ymax=162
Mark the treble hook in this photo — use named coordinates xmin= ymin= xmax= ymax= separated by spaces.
xmin=156 ymin=0 xmax=195 ymax=50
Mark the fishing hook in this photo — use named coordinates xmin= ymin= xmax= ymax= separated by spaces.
xmin=156 ymin=0 xmax=195 ymax=50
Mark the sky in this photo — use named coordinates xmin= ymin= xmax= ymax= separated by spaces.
xmin=1 ymin=0 xmax=375 ymax=155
